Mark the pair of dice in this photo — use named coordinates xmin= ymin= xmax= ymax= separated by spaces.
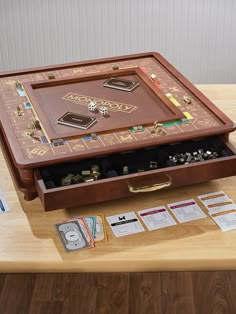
xmin=88 ymin=101 xmax=108 ymax=116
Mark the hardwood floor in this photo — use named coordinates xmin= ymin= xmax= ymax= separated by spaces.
xmin=0 ymin=272 xmax=236 ymax=314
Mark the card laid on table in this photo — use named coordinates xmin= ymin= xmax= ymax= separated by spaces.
xmin=167 ymin=199 xmax=206 ymax=223
xmin=138 ymin=206 xmax=176 ymax=231
xmin=106 ymin=211 xmax=144 ymax=237
xmin=55 ymin=220 xmax=91 ymax=252
xmin=198 ymin=191 xmax=236 ymax=213
xmin=210 ymin=210 xmax=236 ymax=232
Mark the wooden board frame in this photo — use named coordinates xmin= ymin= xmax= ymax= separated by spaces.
xmin=23 ymin=67 xmax=185 ymax=141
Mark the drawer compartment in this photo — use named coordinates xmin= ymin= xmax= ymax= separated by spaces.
xmin=35 ymin=136 xmax=236 ymax=211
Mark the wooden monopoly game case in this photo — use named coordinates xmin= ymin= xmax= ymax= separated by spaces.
xmin=0 ymin=52 xmax=236 ymax=211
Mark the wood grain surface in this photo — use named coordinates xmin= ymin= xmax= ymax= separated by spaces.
xmin=0 ymin=84 xmax=236 ymax=272
xmin=1 ymin=272 xmax=236 ymax=314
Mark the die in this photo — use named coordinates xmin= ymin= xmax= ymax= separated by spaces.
xmin=99 ymin=106 xmax=108 ymax=115
xmin=88 ymin=101 xmax=97 ymax=112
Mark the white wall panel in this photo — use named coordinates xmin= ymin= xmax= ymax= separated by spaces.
xmin=0 ymin=0 xmax=235 ymax=83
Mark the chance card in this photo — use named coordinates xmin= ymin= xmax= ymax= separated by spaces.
xmin=106 ymin=211 xmax=144 ymax=237
xmin=167 ymin=199 xmax=206 ymax=223
xmin=138 ymin=206 xmax=176 ymax=231
xmin=210 ymin=209 xmax=236 ymax=232
xmin=198 ymin=191 xmax=236 ymax=213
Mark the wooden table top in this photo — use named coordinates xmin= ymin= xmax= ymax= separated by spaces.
xmin=1 ymin=84 xmax=236 ymax=273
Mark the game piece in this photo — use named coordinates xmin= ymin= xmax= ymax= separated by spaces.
xmin=103 ymin=77 xmax=140 ymax=92
xmin=122 ymin=166 xmax=129 ymax=175
xmin=33 ymin=120 xmax=41 ymax=130
xmin=112 ymin=63 xmax=119 ymax=70
xmin=151 ymin=121 xmax=165 ymax=135
xmin=93 ymin=172 xmax=101 ymax=181
xmin=88 ymin=101 xmax=97 ymax=112
xmin=61 ymin=174 xmax=74 ymax=186
xmin=183 ymin=96 xmax=192 ymax=104
xmin=130 ymin=125 xmax=145 ymax=133
xmin=137 ymin=125 xmax=144 ymax=131
xmin=84 ymin=176 xmax=94 ymax=182
xmin=71 ymin=174 xmax=83 ymax=184
xmin=27 ymin=130 xmax=35 ymax=137
xmin=15 ymin=80 xmax=22 ymax=89
xmin=99 ymin=106 xmax=109 ymax=116
xmin=16 ymin=81 xmax=25 ymax=96
xmin=82 ymin=170 xmax=91 ymax=176
xmin=55 ymin=220 xmax=90 ymax=251
xmin=91 ymin=165 xmax=101 ymax=180
xmin=91 ymin=164 xmax=100 ymax=174
xmin=150 ymin=74 xmax=159 ymax=83
xmin=149 ymin=161 xmax=158 ymax=169
xmin=47 ymin=72 xmax=55 ymax=79
xmin=16 ymin=106 xmax=23 ymax=116
xmin=106 ymin=211 xmax=144 ymax=237
xmin=90 ymin=133 xmax=97 ymax=140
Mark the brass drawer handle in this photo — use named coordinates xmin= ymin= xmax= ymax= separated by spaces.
xmin=128 ymin=174 xmax=172 ymax=193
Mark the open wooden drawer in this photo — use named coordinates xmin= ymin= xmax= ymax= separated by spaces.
xmin=34 ymin=136 xmax=236 ymax=211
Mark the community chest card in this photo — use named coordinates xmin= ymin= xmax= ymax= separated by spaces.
xmin=198 ymin=191 xmax=236 ymax=213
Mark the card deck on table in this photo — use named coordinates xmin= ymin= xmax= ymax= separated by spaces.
xmin=210 ymin=210 xmax=236 ymax=232
xmin=94 ymin=213 xmax=108 ymax=242
xmin=68 ymin=217 xmax=95 ymax=247
xmin=198 ymin=191 xmax=236 ymax=214
xmin=84 ymin=216 xmax=97 ymax=239
xmin=138 ymin=206 xmax=176 ymax=231
xmin=103 ymin=78 xmax=140 ymax=92
xmin=106 ymin=211 xmax=144 ymax=237
xmin=57 ymin=112 xmax=97 ymax=130
xmin=198 ymin=191 xmax=236 ymax=231
xmin=167 ymin=199 xmax=206 ymax=223
xmin=55 ymin=220 xmax=90 ymax=251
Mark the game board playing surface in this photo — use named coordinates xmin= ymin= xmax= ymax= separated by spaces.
xmin=0 ymin=53 xmax=231 ymax=166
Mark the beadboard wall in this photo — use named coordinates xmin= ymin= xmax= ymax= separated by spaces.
xmin=0 ymin=0 xmax=235 ymax=83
